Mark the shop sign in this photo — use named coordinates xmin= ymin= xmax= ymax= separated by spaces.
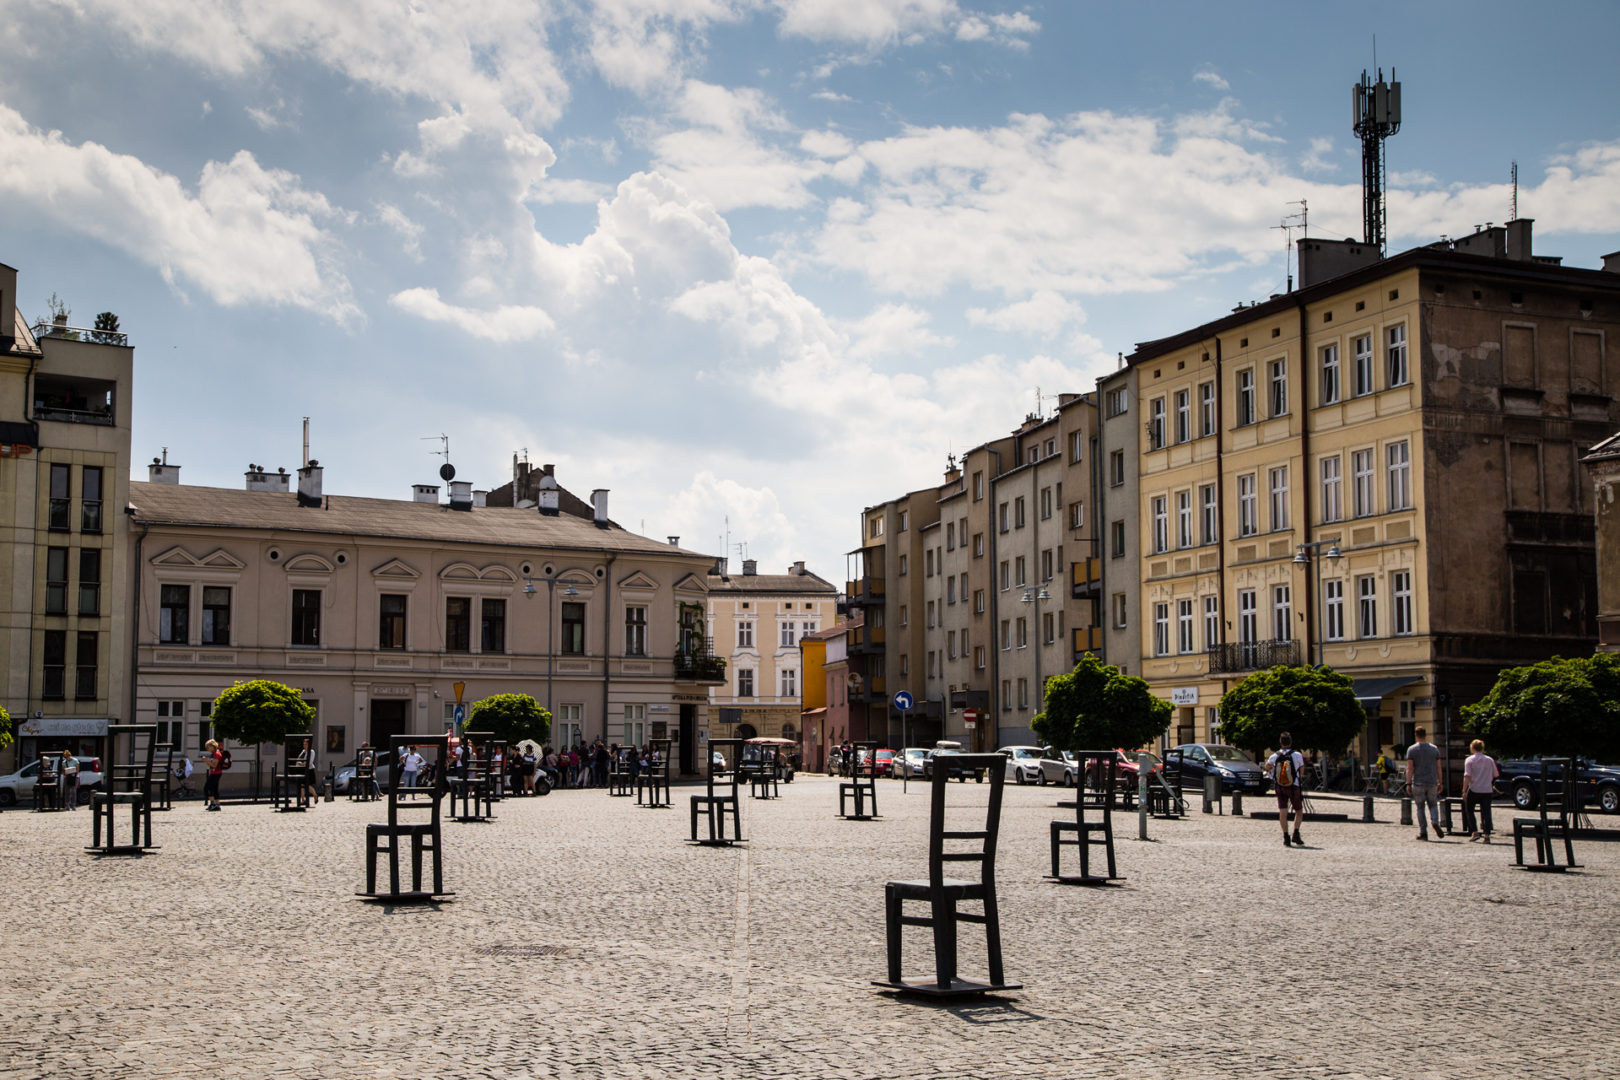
xmin=19 ymin=717 xmax=109 ymax=738
xmin=1170 ymin=687 xmax=1199 ymax=706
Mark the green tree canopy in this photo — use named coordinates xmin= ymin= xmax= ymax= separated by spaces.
xmin=0 ymin=704 xmax=12 ymax=752
xmin=1032 ymin=655 xmax=1172 ymax=752
xmin=467 ymin=693 xmax=551 ymax=748
xmin=210 ymin=680 xmax=315 ymax=747
xmin=1217 ymin=665 xmax=1366 ymax=757
xmin=1462 ymin=652 xmax=1620 ymax=761
xmin=90 ymin=311 xmax=122 ymax=344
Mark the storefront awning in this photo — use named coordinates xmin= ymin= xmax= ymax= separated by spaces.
xmin=1351 ymin=676 xmax=1422 ymax=708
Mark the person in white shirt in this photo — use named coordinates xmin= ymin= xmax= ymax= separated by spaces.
xmin=401 ymin=746 xmax=423 ymax=789
xmin=1462 ymin=739 xmax=1499 ymax=842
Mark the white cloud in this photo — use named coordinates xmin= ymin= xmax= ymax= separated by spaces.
xmin=388 ymin=287 xmax=556 ymax=342
xmin=956 ymin=10 xmax=1038 ymax=47
xmin=1193 ymin=68 xmax=1230 ymax=91
xmin=245 ymin=99 xmax=297 ymax=132
xmin=800 ymin=128 xmax=854 ymax=158
xmin=965 ymin=290 xmax=1083 ymax=338
xmin=375 ymin=202 xmax=425 ymax=259
xmin=810 ymin=89 xmax=853 ymax=103
xmin=0 ymin=104 xmax=357 ymax=321
xmin=775 ymin=0 xmax=961 ymax=45
xmin=1300 ymin=136 xmax=1336 ymax=173
xmin=1393 ymin=146 xmax=1620 ymax=241
xmin=840 ymin=303 xmax=951 ymax=358
xmin=650 ymin=80 xmax=828 ymax=210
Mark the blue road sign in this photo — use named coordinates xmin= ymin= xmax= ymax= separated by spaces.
xmin=453 ymin=703 xmax=467 ymax=728
xmin=892 ymin=691 xmax=914 ymax=712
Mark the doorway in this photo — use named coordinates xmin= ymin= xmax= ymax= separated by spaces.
xmin=370 ymin=700 xmax=408 ymax=750
xmin=679 ymin=704 xmax=696 ymax=774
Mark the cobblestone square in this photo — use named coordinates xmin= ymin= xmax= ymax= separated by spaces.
xmin=4 ymin=778 xmax=1616 ymax=1079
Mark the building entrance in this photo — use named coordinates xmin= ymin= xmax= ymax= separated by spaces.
xmin=370 ymin=700 xmax=408 ymax=749
xmin=679 ymin=704 xmax=696 ymax=774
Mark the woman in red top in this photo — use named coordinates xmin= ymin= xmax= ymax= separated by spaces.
xmin=204 ymin=739 xmax=224 ymax=811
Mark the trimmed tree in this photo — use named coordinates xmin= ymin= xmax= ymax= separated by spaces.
xmin=1217 ymin=665 xmax=1366 ymax=757
xmin=0 ymin=703 xmax=12 ymax=752
xmin=467 ymin=693 xmax=551 ymax=748
xmin=1032 ymin=655 xmax=1172 ymax=752
xmin=210 ymin=680 xmax=315 ymax=748
xmin=1462 ymin=652 xmax=1620 ymax=761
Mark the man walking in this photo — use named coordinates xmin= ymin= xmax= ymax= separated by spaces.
xmin=1266 ymin=733 xmax=1306 ymax=847
xmin=1406 ymin=727 xmax=1444 ymax=840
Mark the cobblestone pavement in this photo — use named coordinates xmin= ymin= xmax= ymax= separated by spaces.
xmin=3 ymin=778 xmax=1616 ymax=1079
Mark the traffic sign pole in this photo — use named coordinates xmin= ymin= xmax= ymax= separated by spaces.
xmin=892 ymin=691 xmax=914 ymax=795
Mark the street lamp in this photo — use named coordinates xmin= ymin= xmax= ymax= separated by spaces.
xmin=1021 ymin=581 xmax=1053 ymax=727
xmin=1292 ymin=539 xmax=1342 ymax=668
xmin=521 ymin=571 xmax=580 ymax=718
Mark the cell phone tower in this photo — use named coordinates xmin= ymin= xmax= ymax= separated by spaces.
xmin=1352 ymin=67 xmax=1401 ymax=255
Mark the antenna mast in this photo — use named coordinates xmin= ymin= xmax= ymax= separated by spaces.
xmin=1353 ymin=65 xmax=1402 ymax=255
xmin=1510 ymin=161 xmax=1518 ymax=221
xmin=1273 ymin=199 xmax=1309 ymax=292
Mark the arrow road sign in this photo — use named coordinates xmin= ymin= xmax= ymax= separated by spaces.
xmin=892 ymin=691 xmax=914 ymax=712
xmin=453 ymin=703 xmax=467 ymax=729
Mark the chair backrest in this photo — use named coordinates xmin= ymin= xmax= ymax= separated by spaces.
xmin=926 ymin=753 xmax=1007 ymax=888
xmin=106 ymin=724 xmax=159 ymax=794
xmin=388 ymin=734 xmax=448 ymax=826
xmin=1540 ymin=758 xmax=1573 ymax=826
xmin=854 ymin=739 xmax=879 ymax=782
xmin=709 ymin=738 xmax=742 ymax=795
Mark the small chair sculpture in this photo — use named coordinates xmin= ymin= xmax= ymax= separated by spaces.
xmin=875 ymin=753 xmax=1018 ymax=998
xmin=691 ymin=738 xmax=743 ymax=845
xmin=749 ymin=744 xmax=783 ymax=800
xmin=609 ymin=748 xmax=635 ymax=796
xmin=449 ymin=732 xmax=495 ymax=822
xmin=273 ymin=735 xmax=313 ymax=813
xmin=1514 ymin=758 xmax=1579 ymax=873
xmin=1049 ymin=751 xmax=1122 ymax=886
xmin=351 ymin=745 xmax=381 ymax=802
xmin=34 ymin=755 xmax=62 ymax=812
xmin=639 ymin=740 xmax=673 ymax=808
xmin=360 ymin=735 xmax=452 ymax=902
xmin=88 ymin=724 xmax=159 ymax=855
xmin=148 ymin=744 xmax=175 ymax=812
xmin=487 ymin=739 xmax=509 ymax=801
xmin=839 ymin=739 xmax=880 ymax=820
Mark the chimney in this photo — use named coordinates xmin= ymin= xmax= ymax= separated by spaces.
xmin=742 ymin=559 xmax=757 ymax=576
xmin=668 ymin=536 xmax=680 ymax=546
xmin=245 ymin=464 xmax=290 ymax=493
xmin=148 ymin=456 xmax=181 ymax=484
xmin=537 ymin=474 xmax=560 ymax=515
xmin=0 ymin=263 xmax=15 ymax=348
xmin=1505 ymin=219 xmax=1534 ymax=262
xmin=448 ymin=481 xmax=473 ymax=511
xmin=412 ymin=484 xmax=440 ymax=504
xmin=472 ymin=489 xmax=487 ymax=508
xmin=591 ymin=489 xmax=609 ymax=527
xmin=1603 ymin=251 xmax=1620 ymax=274
xmin=712 ymin=557 xmax=727 ymax=576
xmin=296 ymin=461 xmax=323 ymax=507
xmin=513 ymin=454 xmax=530 ymax=483
xmin=791 ymin=560 xmax=806 ymax=575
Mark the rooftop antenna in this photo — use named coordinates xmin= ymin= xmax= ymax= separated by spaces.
xmin=1273 ymin=199 xmax=1308 ymax=291
xmin=1034 ymin=386 xmax=1045 ymax=419
xmin=421 ymin=433 xmax=454 ymax=483
xmin=1510 ymin=161 xmax=1518 ymax=221
xmin=301 ymin=417 xmax=310 ymax=468
xmin=1353 ymin=57 xmax=1401 ymax=255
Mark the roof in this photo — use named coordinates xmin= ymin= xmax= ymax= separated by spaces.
xmin=1351 ymin=675 xmax=1424 ymax=707
xmin=1580 ymin=430 xmax=1620 ymax=465
xmin=706 ymin=570 xmax=839 ymax=596
xmin=128 ymin=480 xmax=714 ymax=560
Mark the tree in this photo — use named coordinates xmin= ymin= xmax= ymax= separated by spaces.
xmin=1032 ymin=655 xmax=1171 ymax=752
xmin=0 ymin=704 xmax=11 ymax=752
xmin=211 ymin=680 xmax=315 ymax=747
xmin=467 ymin=693 xmax=551 ymax=748
xmin=90 ymin=311 xmax=122 ymax=344
xmin=1462 ymin=652 xmax=1620 ymax=761
xmin=38 ymin=292 xmax=79 ymax=339
xmin=1217 ymin=665 xmax=1366 ymax=757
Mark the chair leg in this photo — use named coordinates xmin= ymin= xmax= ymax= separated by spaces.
xmin=410 ymin=833 xmax=424 ymax=892
xmin=983 ymin=891 xmax=1005 ymax=988
xmin=885 ymin=887 xmax=903 ymax=982
xmin=930 ymin=896 xmax=958 ymax=990
xmin=389 ymin=832 xmax=401 ymax=896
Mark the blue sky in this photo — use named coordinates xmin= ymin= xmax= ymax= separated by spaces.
xmin=3 ymin=1 xmax=1618 ymax=581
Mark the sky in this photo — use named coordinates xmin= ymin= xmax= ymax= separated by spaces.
xmin=3 ymin=0 xmax=1619 ymax=584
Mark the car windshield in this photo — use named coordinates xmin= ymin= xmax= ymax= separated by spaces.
xmin=1011 ymin=748 xmax=1040 ymax=759
xmin=1205 ymin=745 xmax=1255 ymax=763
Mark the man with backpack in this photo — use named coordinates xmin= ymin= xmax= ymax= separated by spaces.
xmin=1267 ymin=733 xmax=1306 ymax=847
xmin=203 ymin=739 xmax=227 ymax=811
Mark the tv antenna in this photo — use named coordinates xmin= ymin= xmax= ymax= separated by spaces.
xmin=1273 ymin=199 xmax=1309 ymax=292
xmin=1510 ymin=161 xmax=1518 ymax=221
xmin=421 ymin=433 xmax=454 ymax=482
xmin=1353 ymin=63 xmax=1402 ymax=255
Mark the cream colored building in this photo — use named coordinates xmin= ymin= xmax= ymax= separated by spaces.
xmin=706 ymin=559 xmax=837 ymax=743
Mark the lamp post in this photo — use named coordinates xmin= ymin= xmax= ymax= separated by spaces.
xmin=1021 ymin=580 xmax=1053 ymax=736
xmin=522 ymin=572 xmax=580 ymax=720
xmin=1291 ymin=538 xmax=1343 ymax=668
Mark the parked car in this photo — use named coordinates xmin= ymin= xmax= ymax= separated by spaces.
xmin=1496 ymin=757 xmax=1620 ymax=813
xmin=1038 ymin=748 xmax=1079 ymax=786
xmin=998 ymin=745 xmax=1046 ymax=785
xmin=1164 ymin=743 xmax=1270 ymax=794
xmin=333 ymin=755 xmax=394 ymax=794
xmin=1083 ymin=749 xmax=1164 ymax=792
xmin=893 ymin=747 xmax=929 ymax=779
xmin=871 ymin=749 xmax=895 ymax=777
xmin=0 ymin=755 xmax=104 ymax=806
xmin=924 ymin=742 xmax=985 ymax=783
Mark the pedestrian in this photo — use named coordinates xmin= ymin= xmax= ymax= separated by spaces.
xmin=594 ymin=741 xmax=609 ymax=786
xmin=295 ymin=736 xmax=320 ymax=805
xmin=1462 ymin=738 xmax=1499 ymax=842
xmin=1406 ymin=726 xmax=1444 ymax=840
xmin=1266 ymin=733 xmax=1306 ymax=847
xmin=203 ymin=739 xmax=224 ymax=810
xmin=401 ymin=745 xmax=422 ymax=790
xmin=61 ymin=749 xmax=80 ymax=810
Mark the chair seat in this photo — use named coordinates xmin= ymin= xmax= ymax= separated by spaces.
xmin=886 ymin=878 xmax=987 ymax=900
xmin=366 ymin=822 xmax=437 ymax=838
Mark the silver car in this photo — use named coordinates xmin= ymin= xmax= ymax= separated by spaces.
xmin=0 ymin=755 xmax=105 ymax=806
xmin=1038 ymin=748 xmax=1079 ymax=786
xmin=1000 ymin=745 xmax=1046 ymax=785
xmin=893 ymin=747 xmax=929 ymax=779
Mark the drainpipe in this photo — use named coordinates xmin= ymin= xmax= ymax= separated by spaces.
xmin=1297 ymin=299 xmax=1314 ymax=671
xmin=986 ymin=446 xmax=1003 ymax=755
xmin=1213 ymin=336 xmax=1227 ymax=737
xmin=129 ymin=518 xmax=149 ymax=724
xmin=601 ymin=553 xmax=616 ymax=744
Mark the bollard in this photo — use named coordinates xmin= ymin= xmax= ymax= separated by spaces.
xmin=1203 ymin=774 xmax=1219 ymax=814
xmin=1231 ymin=790 xmax=1243 ymax=816
xmin=1362 ymin=795 xmax=1375 ymax=822
xmin=1400 ymin=797 xmax=1413 ymax=826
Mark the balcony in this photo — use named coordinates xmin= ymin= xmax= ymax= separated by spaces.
xmin=32 ymin=320 xmax=129 ymax=347
xmin=1071 ymin=626 xmax=1102 ymax=658
xmin=33 ymin=372 xmax=117 ymax=427
xmin=848 ymin=625 xmax=886 ymax=655
xmin=1070 ymin=557 xmax=1102 ymax=599
xmin=1206 ymin=639 xmax=1300 ymax=674
xmin=843 ymin=577 xmax=885 ymax=606
xmin=674 ymin=639 xmax=728 ymax=684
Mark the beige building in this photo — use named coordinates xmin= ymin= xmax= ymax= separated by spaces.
xmin=706 ymin=559 xmax=837 ymax=743
xmin=1 ymin=263 xmax=134 ymax=773
xmin=126 ymin=461 xmax=726 ymax=778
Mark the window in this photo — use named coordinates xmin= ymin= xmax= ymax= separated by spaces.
xmin=1357 ymin=575 xmax=1377 ymax=638
xmin=947 ymin=630 xmax=958 ymax=660
xmin=1320 ymin=344 xmax=1340 ymax=405
xmin=623 ymin=704 xmax=645 ymax=750
xmin=292 ymin=589 xmax=320 ymax=646
xmin=973 ymin=532 xmax=984 ymax=557
xmin=1014 ymin=497 xmax=1026 ymax=528
xmin=1112 ymin=592 xmax=1128 ymax=628
xmin=1353 ymin=334 xmax=1373 ymax=396
xmin=946 ymin=577 xmax=957 ymax=605
xmin=49 ymin=463 xmax=70 ymax=531
xmin=780 ymin=621 xmax=797 ymax=647
xmin=898 ymin=606 xmax=908 ymax=628
xmin=998 ymin=502 xmax=1010 ymax=532
xmin=1352 ymin=449 xmax=1375 ymax=517
xmin=1199 ymin=382 xmax=1216 ymax=437
xmin=1269 ymin=466 xmax=1290 ymax=531
xmin=974 ymin=589 xmax=985 ymax=613
xmin=1386 ymin=324 xmax=1408 ymax=387
xmin=1237 ymin=473 xmax=1257 ymax=537
xmin=1200 ymin=484 xmax=1218 ymax=545
xmin=1000 ymin=619 xmax=1011 ymax=650
xmin=899 ymin=510 xmax=909 ymax=532
xmin=960 ymin=572 xmax=969 ymax=604
xmin=945 ymin=522 xmax=955 ymax=550
xmin=1153 ymin=603 xmax=1170 ymax=656
xmin=804 ymin=619 xmax=819 ymax=635
xmin=898 ymin=554 xmax=907 ymax=576
xmin=1041 ymin=549 xmax=1054 ymax=583
xmin=1272 ymin=585 xmax=1291 ymax=642
xmin=1386 ymin=440 xmax=1411 ymax=510
xmin=1043 ymin=610 xmax=1056 ymax=645
xmin=155 ymin=700 xmax=185 ymax=748
xmin=1111 ymin=520 xmax=1126 ymax=558
xmin=160 ymin=584 xmax=190 ymax=644
xmin=975 ymin=645 xmax=986 ymax=670
xmin=1174 ymin=390 xmax=1191 ymax=443
xmin=1151 ymin=496 xmax=1168 ymax=553
xmin=1148 ymin=397 xmax=1165 ymax=450
xmin=1203 ymin=595 xmax=1219 ymax=649
xmin=1040 ymin=486 xmax=1053 ymax=520
xmin=737 ymin=620 xmax=754 ymax=648
xmin=869 ymin=516 xmax=883 ymax=538
xmin=81 ymin=466 xmax=103 ymax=533
xmin=973 ymin=471 xmax=984 ymax=500
xmin=43 ymin=629 xmax=65 ymax=699
xmin=925 ymin=549 xmax=934 ymax=577
xmin=1014 ymin=556 xmax=1027 ymax=586
xmin=1324 ymin=579 xmax=1344 ymax=641
xmin=1017 ymin=678 xmax=1029 ymax=710
xmin=737 ymin=668 xmax=754 ymax=698
xmin=899 ymin=655 xmax=909 ymax=676
xmin=482 ymin=599 xmax=507 ymax=654
xmin=1109 ymin=450 xmax=1125 ymax=486
xmin=1176 ymin=491 xmax=1192 ymax=548
xmin=1002 ymin=679 xmax=1012 ymax=711
xmin=780 ymin=668 xmax=797 ymax=697
xmin=201 ymin=586 xmax=231 ymax=645
xmin=74 ymin=629 xmax=98 ymax=699
xmin=1071 ymin=431 xmax=1085 ymax=462
xmin=1392 ymin=570 xmax=1413 ymax=635
xmin=1105 ymin=387 xmax=1128 ymax=416
xmin=1236 ymin=369 xmax=1255 ymax=425
xmin=1269 ymin=360 xmax=1288 ymax=416
xmin=1177 ymin=599 xmax=1195 ymax=653
xmin=1016 ymin=617 xmax=1028 ymax=648
xmin=1238 ymin=590 xmax=1257 ymax=645
xmin=46 ymin=547 xmax=68 ymax=614
xmin=1321 ymin=456 xmax=1343 ymax=523
xmin=1070 ymin=501 xmax=1084 ymax=529
xmin=927 ymin=601 xmax=936 ymax=628
xmin=379 ymin=594 xmax=407 ymax=649
xmin=560 ymin=601 xmax=586 ymax=655
xmin=445 ymin=597 xmax=472 ymax=652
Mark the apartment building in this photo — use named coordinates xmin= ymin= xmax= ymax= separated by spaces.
xmin=1581 ymin=430 xmax=1620 ymax=652
xmin=1125 ymin=222 xmax=1620 ymax=763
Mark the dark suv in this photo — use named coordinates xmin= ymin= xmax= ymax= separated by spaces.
xmin=1164 ymin=744 xmax=1270 ymax=794
xmin=1496 ymin=757 xmax=1620 ymax=813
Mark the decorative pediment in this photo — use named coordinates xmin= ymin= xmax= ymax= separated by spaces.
xmin=617 ymin=570 xmax=660 ymax=593
xmin=673 ymin=572 xmax=709 ymax=595
xmin=198 ymin=549 xmax=246 ymax=570
xmin=151 ymin=545 xmax=201 ymax=567
xmin=440 ymin=561 xmax=481 ymax=581
xmin=557 ymin=568 xmax=596 ymax=587
xmin=372 ymin=558 xmax=422 ymax=581
xmin=479 ymin=565 xmax=518 ymax=584
xmin=283 ymin=553 xmax=335 ymax=574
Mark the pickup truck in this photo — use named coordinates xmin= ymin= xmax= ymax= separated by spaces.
xmin=1496 ymin=757 xmax=1620 ymax=813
